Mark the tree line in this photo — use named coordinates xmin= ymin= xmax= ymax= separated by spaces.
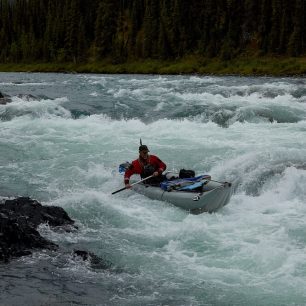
xmin=0 ymin=0 xmax=305 ymax=64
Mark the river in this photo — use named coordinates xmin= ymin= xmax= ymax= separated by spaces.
xmin=1 ymin=72 xmax=306 ymax=305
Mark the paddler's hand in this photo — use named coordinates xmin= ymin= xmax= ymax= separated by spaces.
xmin=125 ymin=183 xmax=131 ymax=189
xmin=153 ymin=171 xmax=159 ymax=177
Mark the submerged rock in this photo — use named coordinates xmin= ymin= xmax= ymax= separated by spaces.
xmin=0 ymin=92 xmax=47 ymax=105
xmin=16 ymin=93 xmax=38 ymax=101
xmin=73 ymin=250 xmax=113 ymax=270
xmin=0 ymin=197 xmax=75 ymax=262
xmin=0 ymin=91 xmax=11 ymax=105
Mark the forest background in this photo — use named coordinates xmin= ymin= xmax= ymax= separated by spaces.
xmin=1 ymin=0 xmax=306 ymax=75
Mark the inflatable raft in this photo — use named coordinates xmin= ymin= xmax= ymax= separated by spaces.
xmin=131 ymin=174 xmax=233 ymax=213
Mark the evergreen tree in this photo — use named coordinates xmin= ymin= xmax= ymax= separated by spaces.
xmin=288 ymin=0 xmax=304 ymax=56
xmin=221 ymin=0 xmax=244 ymax=60
xmin=0 ymin=0 xmax=11 ymax=62
xmin=279 ymin=0 xmax=292 ymax=54
xmin=128 ymin=0 xmax=144 ymax=57
xmin=158 ymin=1 xmax=172 ymax=59
xmin=65 ymin=0 xmax=82 ymax=63
xmin=143 ymin=0 xmax=160 ymax=58
xmin=258 ymin=0 xmax=272 ymax=54
xmin=1 ymin=0 xmax=306 ymax=64
xmin=269 ymin=0 xmax=282 ymax=53
xmin=94 ymin=0 xmax=118 ymax=59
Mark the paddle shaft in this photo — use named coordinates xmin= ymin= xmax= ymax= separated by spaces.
xmin=112 ymin=175 xmax=154 ymax=195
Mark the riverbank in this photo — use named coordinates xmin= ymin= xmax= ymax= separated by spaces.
xmin=1 ymin=56 xmax=306 ymax=76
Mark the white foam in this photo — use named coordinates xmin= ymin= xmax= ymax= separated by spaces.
xmin=2 ymin=73 xmax=306 ymax=303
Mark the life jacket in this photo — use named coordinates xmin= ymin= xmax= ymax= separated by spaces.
xmin=124 ymin=154 xmax=166 ymax=184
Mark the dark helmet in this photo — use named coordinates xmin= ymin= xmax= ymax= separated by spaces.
xmin=139 ymin=145 xmax=149 ymax=152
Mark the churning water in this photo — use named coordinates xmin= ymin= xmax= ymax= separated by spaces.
xmin=0 ymin=72 xmax=306 ymax=305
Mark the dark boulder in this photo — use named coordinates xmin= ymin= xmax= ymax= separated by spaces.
xmin=0 ymin=197 xmax=111 ymax=270
xmin=0 ymin=212 xmax=57 ymax=262
xmin=2 ymin=197 xmax=75 ymax=228
xmin=0 ymin=197 xmax=75 ymax=262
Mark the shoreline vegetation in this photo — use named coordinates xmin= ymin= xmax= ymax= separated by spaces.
xmin=2 ymin=1 xmax=306 ymax=77
xmin=1 ymin=56 xmax=306 ymax=76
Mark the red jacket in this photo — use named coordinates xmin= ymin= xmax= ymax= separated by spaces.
xmin=124 ymin=155 xmax=166 ymax=184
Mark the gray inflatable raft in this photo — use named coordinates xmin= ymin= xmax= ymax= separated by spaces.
xmin=132 ymin=178 xmax=233 ymax=213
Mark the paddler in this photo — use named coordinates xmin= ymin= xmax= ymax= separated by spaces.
xmin=124 ymin=144 xmax=166 ymax=188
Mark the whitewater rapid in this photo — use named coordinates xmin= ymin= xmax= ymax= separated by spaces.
xmin=0 ymin=72 xmax=306 ymax=305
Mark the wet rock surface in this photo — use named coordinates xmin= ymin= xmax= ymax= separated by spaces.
xmin=0 ymin=91 xmax=11 ymax=104
xmin=72 ymin=249 xmax=113 ymax=270
xmin=0 ymin=197 xmax=74 ymax=262
xmin=0 ymin=197 xmax=109 ymax=268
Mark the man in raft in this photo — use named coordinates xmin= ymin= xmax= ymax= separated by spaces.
xmin=124 ymin=144 xmax=167 ymax=188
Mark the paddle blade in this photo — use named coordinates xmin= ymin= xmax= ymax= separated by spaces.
xmin=119 ymin=162 xmax=131 ymax=174
xmin=111 ymin=186 xmax=127 ymax=195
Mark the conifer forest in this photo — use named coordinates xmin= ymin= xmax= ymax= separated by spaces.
xmin=0 ymin=0 xmax=305 ymax=64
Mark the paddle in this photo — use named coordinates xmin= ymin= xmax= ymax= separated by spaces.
xmin=111 ymin=174 xmax=154 ymax=195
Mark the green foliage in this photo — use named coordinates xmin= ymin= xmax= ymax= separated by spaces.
xmin=1 ymin=0 xmax=306 ymax=69
xmin=2 ymin=56 xmax=306 ymax=76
